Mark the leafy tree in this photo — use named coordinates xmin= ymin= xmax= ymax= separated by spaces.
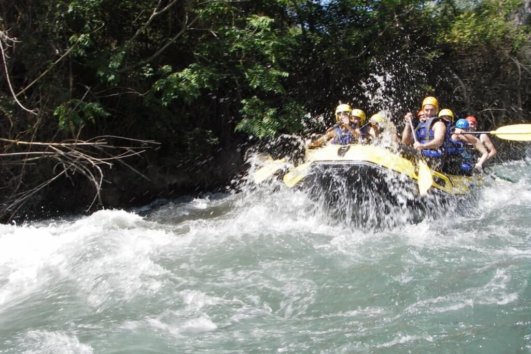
xmin=0 ymin=0 xmax=529 ymax=219
xmin=436 ymin=0 xmax=530 ymax=122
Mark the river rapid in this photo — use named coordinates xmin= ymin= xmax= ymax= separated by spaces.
xmin=0 ymin=152 xmax=530 ymax=353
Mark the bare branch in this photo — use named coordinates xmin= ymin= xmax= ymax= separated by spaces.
xmin=120 ymin=12 xmax=199 ymax=73
xmin=0 ymin=136 xmax=159 ymax=221
xmin=0 ymin=31 xmax=38 ymax=115
xmin=126 ymin=0 xmax=174 ymax=46
xmin=15 ymin=42 xmax=78 ymax=97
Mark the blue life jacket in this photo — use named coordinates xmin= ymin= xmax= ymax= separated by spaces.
xmin=446 ymin=138 xmax=465 ymax=155
xmin=443 ymin=121 xmax=463 ymax=156
xmin=416 ymin=117 xmax=437 ymax=143
xmin=416 ymin=117 xmax=443 ymax=158
xmin=359 ymin=125 xmax=370 ymax=144
xmin=460 ymin=144 xmax=476 ymax=174
xmin=445 ymin=120 xmax=476 ymax=174
xmin=446 ymin=136 xmax=476 ymax=174
xmin=331 ymin=126 xmax=354 ymax=145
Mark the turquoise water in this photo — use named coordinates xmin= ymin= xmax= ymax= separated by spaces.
xmin=0 ymin=157 xmax=529 ymax=353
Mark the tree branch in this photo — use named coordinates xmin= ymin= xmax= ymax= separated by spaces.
xmin=0 ymin=31 xmax=38 ymax=115
xmin=0 ymin=136 xmax=160 ymax=221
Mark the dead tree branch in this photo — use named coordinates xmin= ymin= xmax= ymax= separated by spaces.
xmin=0 ymin=136 xmax=160 ymax=222
xmin=0 ymin=30 xmax=38 ymax=115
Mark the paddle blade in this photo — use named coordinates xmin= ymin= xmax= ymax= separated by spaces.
xmin=253 ymin=158 xmax=287 ymax=184
xmin=417 ymin=159 xmax=433 ymax=196
xmin=491 ymin=124 xmax=531 ymax=141
xmin=283 ymin=162 xmax=311 ymax=188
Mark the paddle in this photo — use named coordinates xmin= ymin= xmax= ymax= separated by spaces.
xmin=253 ymin=157 xmax=289 ymax=184
xmin=459 ymin=124 xmax=531 ymax=141
xmin=408 ymin=118 xmax=433 ymax=196
xmin=488 ymin=172 xmax=515 ymax=184
xmin=483 ymin=167 xmax=516 ymax=183
xmin=283 ymin=161 xmax=312 ymax=188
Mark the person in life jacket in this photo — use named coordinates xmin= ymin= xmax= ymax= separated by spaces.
xmin=309 ymin=104 xmax=366 ymax=148
xmin=437 ymin=108 xmax=455 ymax=138
xmin=466 ymin=115 xmax=497 ymax=163
xmin=450 ymin=118 xmax=489 ymax=174
xmin=401 ymin=96 xmax=447 ymax=169
xmin=368 ymin=112 xmax=399 ymax=148
xmin=438 ymin=108 xmax=458 ymax=153
xmin=438 ymin=108 xmax=465 ymax=174
xmin=350 ymin=108 xmax=371 ymax=143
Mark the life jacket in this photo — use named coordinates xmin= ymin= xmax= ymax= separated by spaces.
xmin=444 ymin=136 xmax=477 ymax=175
xmin=442 ymin=121 xmax=462 ymax=156
xmin=459 ymin=143 xmax=477 ymax=174
xmin=415 ymin=117 xmax=443 ymax=158
xmin=331 ymin=126 xmax=354 ymax=145
xmin=416 ymin=117 xmax=437 ymax=143
xmin=447 ymin=121 xmax=479 ymax=174
xmin=359 ymin=125 xmax=370 ymax=144
xmin=446 ymin=138 xmax=465 ymax=155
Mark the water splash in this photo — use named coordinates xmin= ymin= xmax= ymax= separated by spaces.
xmin=0 ymin=153 xmax=528 ymax=353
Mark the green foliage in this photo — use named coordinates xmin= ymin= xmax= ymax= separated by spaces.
xmin=0 ymin=0 xmax=529 ymax=222
xmin=236 ymin=97 xmax=305 ymax=138
xmin=148 ymin=10 xmax=297 ymax=137
xmin=213 ymin=13 xmax=291 ymax=90
xmin=151 ymin=64 xmax=215 ymax=106
xmin=243 ymin=15 xmax=279 ymax=62
xmin=245 ymin=65 xmax=289 ymax=93
xmin=277 ymin=101 xmax=306 ymax=133
xmin=96 ymin=50 xmax=126 ymax=84
xmin=53 ymin=0 xmax=107 ymax=43
xmin=68 ymin=33 xmax=93 ymax=57
xmin=2 ymin=0 xmax=529 ymax=166
xmin=53 ymin=100 xmax=110 ymax=132
xmin=236 ymin=97 xmax=281 ymax=138
xmin=440 ymin=0 xmax=528 ymax=51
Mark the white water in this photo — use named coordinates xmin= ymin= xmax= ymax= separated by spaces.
xmin=0 ymin=155 xmax=530 ymax=353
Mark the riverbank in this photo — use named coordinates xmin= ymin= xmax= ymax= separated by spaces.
xmin=3 ymin=146 xmax=245 ymax=223
xmin=4 ymin=136 xmax=529 ymax=223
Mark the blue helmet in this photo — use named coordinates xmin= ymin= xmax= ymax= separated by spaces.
xmin=455 ymin=118 xmax=469 ymax=129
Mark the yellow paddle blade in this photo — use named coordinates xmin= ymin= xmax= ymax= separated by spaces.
xmin=490 ymin=124 xmax=531 ymax=141
xmin=253 ymin=158 xmax=287 ymax=184
xmin=283 ymin=162 xmax=312 ymax=188
xmin=417 ymin=159 xmax=433 ymax=196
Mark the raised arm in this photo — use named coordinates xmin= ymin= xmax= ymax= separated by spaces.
xmin=401 ymin=112 xmax=415 ymax=145
xmin=308 ymin=130 xmax=334 ymax=148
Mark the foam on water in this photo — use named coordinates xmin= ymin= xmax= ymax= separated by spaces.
xmin=0 ymin=153 xmax=529 ymax=352
xmin=17 ymin=330 xmax=93 ymax=354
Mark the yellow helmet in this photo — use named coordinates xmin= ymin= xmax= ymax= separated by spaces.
xmin=351 ymin=108 xmax=366 ymax=124
xmin=335 ymin=104 xmax=352 ymax=122
xmin=438 ymin=108 xmax=454 ymax=122
xmin=422 ymin=96 xmax=439 ymax=112
xmin=369 ymin=112 xmax=386 ymax=126
xmin=335 ymin=103 xmax=352 ymax=115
